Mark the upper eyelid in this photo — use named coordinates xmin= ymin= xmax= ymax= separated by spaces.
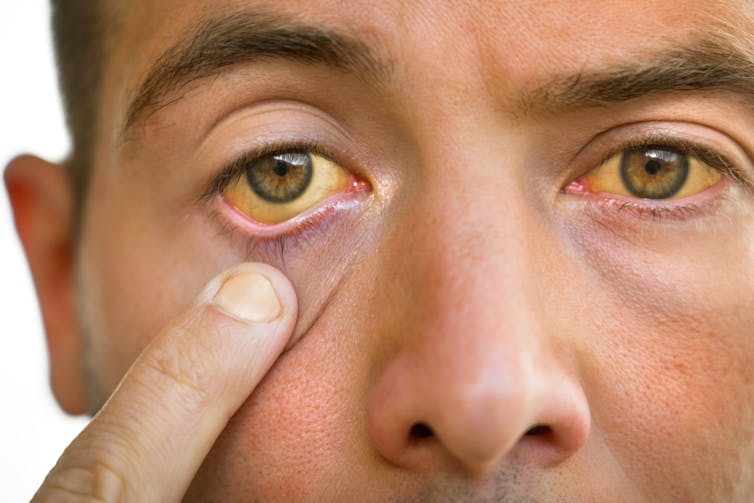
xmin=597 ymin=136 xmax=729 ymax=170
xmin=196 ymin=99 xmax=355 ymax=150
xmin=594 ymin=137 xmax=735 ymax=185
xmin=191 ymin=98 xmax=366 ymax=180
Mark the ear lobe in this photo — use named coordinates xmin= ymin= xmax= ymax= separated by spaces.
xmin=4 ymin=155 xmax=86 ymax=414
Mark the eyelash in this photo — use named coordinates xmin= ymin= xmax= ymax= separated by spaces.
xmin=201 ymin=140 xmax=362 ymax=258
xmin=568 ymin=133 xmax=750 ymax=222
xmin=201 ymin=139 xmax=340 ymax=200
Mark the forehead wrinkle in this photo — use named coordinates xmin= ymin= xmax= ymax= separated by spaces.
xmin=122 ymin=5 xmax=393 ymax=138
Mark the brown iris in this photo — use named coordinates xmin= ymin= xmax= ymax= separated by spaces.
xmin=620 ymin=147 xmax=689 ymax=199
xmin=246 ymin=151 xmax=313 ymax=203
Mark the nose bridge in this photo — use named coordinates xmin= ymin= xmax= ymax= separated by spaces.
xmin=376 ymin=151 xmax=545 ymax=453
xmin=396 ymin=147 xmax=541 ymax=359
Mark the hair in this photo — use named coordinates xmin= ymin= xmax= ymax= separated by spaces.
xmin=50 ymin=0 xmax=106 ymax=226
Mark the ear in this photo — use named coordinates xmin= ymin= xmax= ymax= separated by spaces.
xmin=4 ymin=155 xmax=86 ymax=414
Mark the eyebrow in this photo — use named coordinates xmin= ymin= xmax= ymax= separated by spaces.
xmin=124 ymin=9 xmax=391 ymax=133
xmin=125 ymin=12 xmax=754 ymax=134
xmin=519 ymin=38 xmax=754 ymax=113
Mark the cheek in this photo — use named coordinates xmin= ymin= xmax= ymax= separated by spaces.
xmin=592 ymin=312 xmax=754 ymax=498
xmin=78 ymin=198 xmax=239 ymax=400
xmin=186 ymin=298 xmax=379 ymax=500
xmin=183 ymin=244 xmax=403 ymax=500
xmin=578 ymin=234 xmax=754 ymax=496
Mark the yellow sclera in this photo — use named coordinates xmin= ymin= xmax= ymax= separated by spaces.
xmin=584 ymin=148 xmax=721 ymax=200
xmin=223 ymin=151 xmax=352 ymax=225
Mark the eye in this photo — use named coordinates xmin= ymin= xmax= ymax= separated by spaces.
xmin=221 ymin=149 xmax=353 ymax=225
xmin=582 ymin=146 xmax=721 ymax=200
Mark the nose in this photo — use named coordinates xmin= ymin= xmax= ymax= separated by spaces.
xmin=367 ymin=177 xmax=590 ymax=474
xmin=369 ymin=346 xmax=590 ymax=472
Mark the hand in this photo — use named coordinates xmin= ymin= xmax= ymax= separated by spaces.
xmin=32 ymin=263 xmax=298 ymax=502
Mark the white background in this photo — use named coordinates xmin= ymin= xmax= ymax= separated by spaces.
xmin=0 ymin=2 xmax=89 ymax=501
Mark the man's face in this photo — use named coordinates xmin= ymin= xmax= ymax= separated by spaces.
xmin=73 ymin=0 xmax=754 ymax=499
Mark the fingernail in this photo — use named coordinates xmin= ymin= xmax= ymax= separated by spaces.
xmin=213 ymin=272 xmax=281 ymax=323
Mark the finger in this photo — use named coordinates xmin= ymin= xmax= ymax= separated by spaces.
xmin=32 ymin=262 xmax=298 ymax=503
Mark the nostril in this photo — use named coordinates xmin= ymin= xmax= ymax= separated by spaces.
xmin=409 ymin=422 xmax=434 ymax=440
xmin=525 ymin=424 xmax=552 ymax=437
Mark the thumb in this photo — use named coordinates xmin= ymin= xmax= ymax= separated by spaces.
xmin=33 ymin=262 xmax=297 ymax=503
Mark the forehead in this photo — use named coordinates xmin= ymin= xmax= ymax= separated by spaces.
xmin=112 ymin=0 xmax=747 ymax=66
xmin=101 ymin=0 xmax=750 ymax=135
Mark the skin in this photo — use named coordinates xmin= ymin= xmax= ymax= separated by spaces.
xmin=6 ymin=0 xmax=754 ymax=500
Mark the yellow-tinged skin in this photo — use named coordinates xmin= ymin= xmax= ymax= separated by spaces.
xmin=12 ymin=0 xmax=754 ymax=500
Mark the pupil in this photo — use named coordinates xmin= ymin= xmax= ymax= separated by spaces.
xmin=273 ymin=162 xmax=289 ymax=177
xmin=644 ymin=160 xmax=661 ymax=175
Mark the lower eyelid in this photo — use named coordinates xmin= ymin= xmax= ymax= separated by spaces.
xmin=217 ymin=187 xmax=367 ymax=239
xmin=565 ymin=174 xmax=733 ymax=224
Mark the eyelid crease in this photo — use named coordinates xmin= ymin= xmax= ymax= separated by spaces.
xmin=196 ymin=99 xmax=357 ymax=151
